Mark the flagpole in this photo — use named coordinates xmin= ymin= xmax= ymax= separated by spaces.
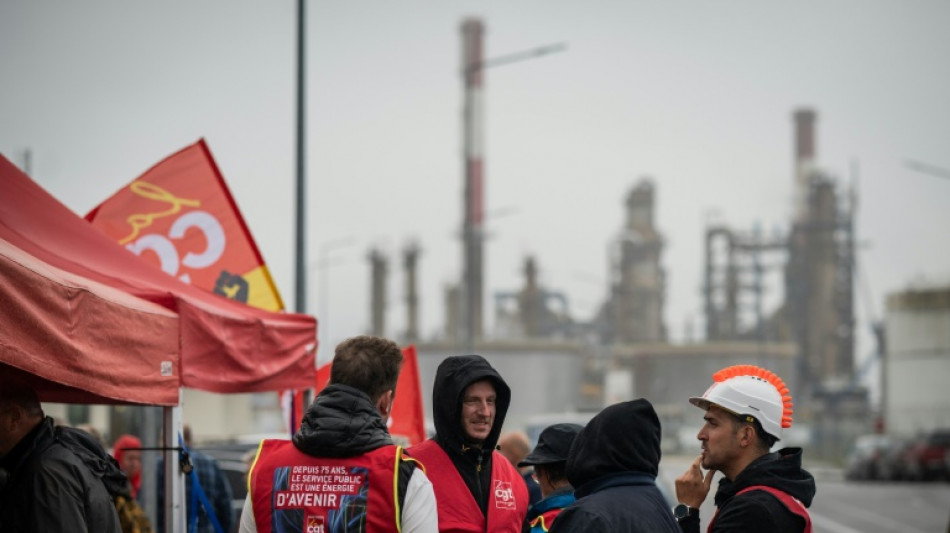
xmin=294 ymin=0 xmax=307 ymax=314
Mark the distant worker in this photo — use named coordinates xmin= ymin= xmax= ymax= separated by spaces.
xmin=156 ymin=425 xmax=234 ymax=533
xmin=240 ymin=335 xmax=438 ymax=533
xmin=674 ymin=365 xmax=815 ymax=532
xmin=185 ymin=424 xmax=235 ymax=533
xmin=0 ymin=376 xmax=122 ymax=532
xmin=518 ymin=423 xmax=583 ymax=533
xmin=409 ymin=354 xmax=528 ymax=532
xmin=548 ymin=399 xmax=680 ymax=533
xmin=113 ymin=434 xmax=144 ymax=500
xmin=499 ymin=431 xmax=542 ymax=506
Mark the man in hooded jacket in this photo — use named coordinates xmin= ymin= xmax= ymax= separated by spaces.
xmin=408 ymin=354 xmax=528 ymax=533
xmin=547 ymin=399 xmax=680 ymax=533
xmin=240 ymin=335 xmax=438 ymax=533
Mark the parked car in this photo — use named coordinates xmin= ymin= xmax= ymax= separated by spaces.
xmin=844 ymin=434 xmax=892 ymax=481
xmin=903 ymin=429 xmax=950 ymax=481
xmin=873 ymin=437 xmax=914 ymax=481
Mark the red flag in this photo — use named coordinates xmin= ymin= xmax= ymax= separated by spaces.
xmin=315 ymin=361 xmax=332 ymax=392
xmin=391 ymin=345 xmax=427 ymax=445
xmin=313 ymin=345 xmax=426 ymax=445
xmin=85 ymin=139 xmax=284 ymax=312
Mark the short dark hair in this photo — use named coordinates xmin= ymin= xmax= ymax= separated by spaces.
xmin=0 ymin=378 xmax=43 ymax=418
xmin=535 ymin=461 xmax=568 ymax=486
xmin=330 ymin=336 xmax=403 ymax=402
xmin=729 ymin=413 xmax=777 ymax=452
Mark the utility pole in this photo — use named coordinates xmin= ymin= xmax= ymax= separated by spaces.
xmin=459 ymin=18 xmax=565 ymax=350
xmin=294 ymin=0 xmax=307 ymax=314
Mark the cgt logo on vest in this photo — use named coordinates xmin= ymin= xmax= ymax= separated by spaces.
xmin=493 ymin=480 xmax=516 ymax=510
xmin=305 ymin=515 xmax=325 ymax=533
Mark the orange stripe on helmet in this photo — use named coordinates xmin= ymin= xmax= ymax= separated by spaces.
xmin=712 ymin=365 xmax=794 ymax=429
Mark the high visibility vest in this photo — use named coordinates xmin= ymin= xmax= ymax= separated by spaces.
xmin=409 ymin=440 xmax=527 ymax=533
xmin=708 ymin=485 xmax=812 ymax=533
xmin=528 ymin=507 xmax=563 ymax=533
xmin=249 ymin=440 xmax=403 ymax=533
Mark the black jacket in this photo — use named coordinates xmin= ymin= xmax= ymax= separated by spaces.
xmin=0 ymin=417 xmax=122 ymax=533
xmin=292 ymin=383 xmax=415 ymax=505
xmin=425 ymin=354 xmax=512 ymax=516
xmin=549 ymin=399 xmax=680 ymax=533
xmin=678 ymin=448 xmax=816 ymax=533
xmin=294 ymin=383 xmax=394 ymax=457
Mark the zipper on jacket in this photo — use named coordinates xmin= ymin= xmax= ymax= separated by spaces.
xmin=477 ymin=451 xmax=486 ymax=533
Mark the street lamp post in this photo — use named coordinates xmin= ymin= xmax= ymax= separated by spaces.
xmin=459 ymin=18 xmax=565 ymax=351
xmin=294 ymin=0 xmax=307 ymax=314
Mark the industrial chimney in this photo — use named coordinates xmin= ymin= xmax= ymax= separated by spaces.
xmin=403 ymin=242 xmax=421 ymax=342
xmin=460 ymin=18 xmax=485 ymax=347
xmin=793 ymin=109 xmax=816 ymax=222
xmin=368 ymin=248 xmax=387 ymax=336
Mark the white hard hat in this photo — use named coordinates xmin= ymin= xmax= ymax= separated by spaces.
xmin=689 ymin=365 xmax=793 ymax=441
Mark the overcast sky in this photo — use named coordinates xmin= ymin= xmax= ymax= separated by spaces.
xmin=2 ymin=1 xmax=948 ymax=389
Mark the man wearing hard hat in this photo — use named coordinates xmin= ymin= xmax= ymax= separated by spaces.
xmin=674 ymin=365 xmax=816 ymax=533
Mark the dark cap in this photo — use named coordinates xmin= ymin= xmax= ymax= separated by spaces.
xmin=518 ymin=423 xmax=583 ymax=467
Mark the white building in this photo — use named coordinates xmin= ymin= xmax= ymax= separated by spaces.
xmin=884 ymin=286 xmax=950 ymax=435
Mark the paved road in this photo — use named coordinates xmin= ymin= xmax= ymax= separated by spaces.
xmin=659 ymin=455 xmax=950 ymax=533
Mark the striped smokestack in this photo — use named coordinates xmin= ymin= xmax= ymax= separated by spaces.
xmin=793 ymin=109 xmax=816 ymax=222
xmin=461 ymin=18 xmax=485 ymax=345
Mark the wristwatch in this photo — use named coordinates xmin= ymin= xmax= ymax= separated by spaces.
xmin=673 ymin=503 xmax=698 ymax=522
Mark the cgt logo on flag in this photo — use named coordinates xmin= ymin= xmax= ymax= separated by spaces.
xmin=305 ymin=515 xmax=325 ymax=533
xmin=493 ymin=480 xmax=515 ymax=510
xmin=85 ymin=139 xmax=285 ymax=312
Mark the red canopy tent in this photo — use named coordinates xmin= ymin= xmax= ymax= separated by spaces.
xmin=1 ymin=153 xmax=317 ymax=532
xmin=0 ymin=154 xmax=317 ymax=397
xmin=0 ymin=235 xmax=181 ymax=405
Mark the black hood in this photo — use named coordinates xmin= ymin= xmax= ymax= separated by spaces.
xmin=431 ymin=354 xmax=511 ymax=452
xmin=715 ymin=447 xmax=816 ymax=507
xmin=293 ymin=383 xmax=392 ymax=457
xmin=565 ymin=398 xmax=662 ymax=488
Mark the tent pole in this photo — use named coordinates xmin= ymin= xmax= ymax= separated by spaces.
xmin=163 ymin=403 xmax=185 ymax=533
xmin=141 ymin=406 xmax=160 ymax=524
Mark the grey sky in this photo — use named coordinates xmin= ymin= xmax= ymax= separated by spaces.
xmin=2 ymin=1 xmax=948 ymax=386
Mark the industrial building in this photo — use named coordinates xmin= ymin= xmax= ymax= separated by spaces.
xmin=398 ymin=106 xmax=869 ymax=460
xmin=883 ymin=285 xmax=950 ymax=435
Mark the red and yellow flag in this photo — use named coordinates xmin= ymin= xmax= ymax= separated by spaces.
xmin=85 ymin=139 xmax=284 ymax=311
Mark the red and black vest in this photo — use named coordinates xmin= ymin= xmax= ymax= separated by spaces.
xmin=708 ymin=485 xmax=812 ymax=533
xmin=409 ymin=439 xmax=527 ymax=533
xmin=249 ymin=440 xmax=404 ymax=533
